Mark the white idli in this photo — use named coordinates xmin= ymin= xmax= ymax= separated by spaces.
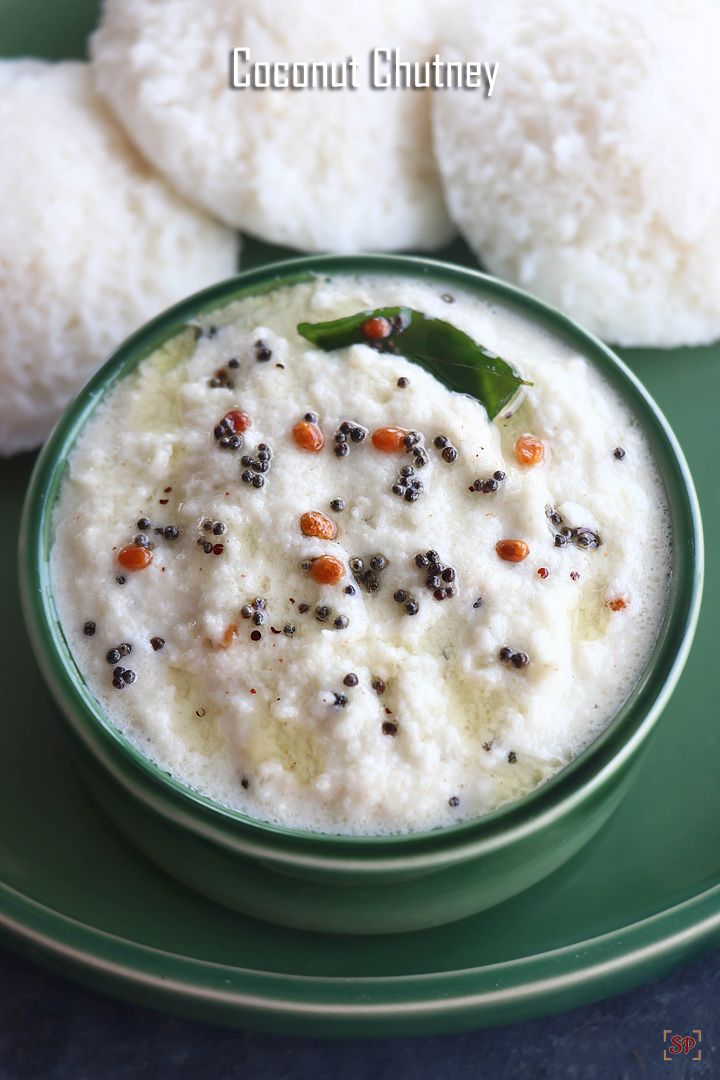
xmin=432 ymin=0 xmax=720 ymax=348
xmin=90 ymin=0 xmax=455 ymax=253
xmin=0 ymin=60 xmax=239 ymax=456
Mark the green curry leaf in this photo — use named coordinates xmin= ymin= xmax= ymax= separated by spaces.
xmin=297 ymin=307 xmax=531 ymax=421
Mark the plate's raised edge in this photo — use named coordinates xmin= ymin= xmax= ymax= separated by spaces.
xmin=1 ymin=875 xmax=719 ymax=1037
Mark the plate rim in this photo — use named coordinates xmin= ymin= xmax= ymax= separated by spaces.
xmin=2 ymin=869 xmax=720 ymax=1035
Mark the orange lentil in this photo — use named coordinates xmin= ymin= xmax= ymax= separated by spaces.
xmin=515 ymin=434 xmax=544 ymax=466
xmin=218 ymin=621 xmax=238 ymax=649
xmin=371 ymin=427 xmax=407 ymax=452
xmin=310 ymin=555 xmax=345 ymax=585
xmin=496 ymin=539 xmax=529 ymax=563
xmin=361 ymin=316 xmax=391 ymax=340
xmin=300 ymin=511 xmax=337 ymax=540
xmin=223 ymin=410 xmax=251 ymax=433
xmin=118 ymin=545 xmax=153 ymax=570
xmin=292 ymin=420 xmax=324 ymax=451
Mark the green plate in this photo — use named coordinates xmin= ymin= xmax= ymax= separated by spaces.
xmin=0 ymin=238 xmax=718 ymax=1036
xmin=2 ymin=0 xmax=720 ymax=1039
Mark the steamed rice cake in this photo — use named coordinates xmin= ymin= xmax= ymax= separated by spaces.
xmin=432 ymin=0 xmax=720 ymax=348
xmin=90 ymin=0 xmax=455 ymax=253
xmin=0 ymin=60 xmax=238 ymax=456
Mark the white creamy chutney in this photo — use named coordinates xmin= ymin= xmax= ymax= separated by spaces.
xmin=51 ymin=275 xmax=671 ymax=835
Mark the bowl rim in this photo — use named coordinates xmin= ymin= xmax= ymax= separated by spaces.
xmin=19 ymin=253 xmax=704 ymax=869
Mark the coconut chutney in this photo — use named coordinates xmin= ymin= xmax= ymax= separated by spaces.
xmin=50 ymin=275 xmax=671 ymax=835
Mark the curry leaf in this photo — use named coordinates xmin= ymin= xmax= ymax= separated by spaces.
xmin=297 ymin=307 xmax=531 ymax=420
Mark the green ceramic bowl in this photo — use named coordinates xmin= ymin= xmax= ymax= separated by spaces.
xmin=20 ymin=254 xmax=703 ymax=935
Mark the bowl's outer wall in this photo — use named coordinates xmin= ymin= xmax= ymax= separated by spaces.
xmin=67 ymin=713 xmax=645 ymax=934
xmin=20 ymin=255 xmax=702 ymax=934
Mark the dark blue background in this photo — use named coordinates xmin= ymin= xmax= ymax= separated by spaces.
xmin=0 ymin=944 xmax=715 ymax=1078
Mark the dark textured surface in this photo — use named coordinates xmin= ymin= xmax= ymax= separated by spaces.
xmin=0 ymin=942 xmax=716 ymax=1079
